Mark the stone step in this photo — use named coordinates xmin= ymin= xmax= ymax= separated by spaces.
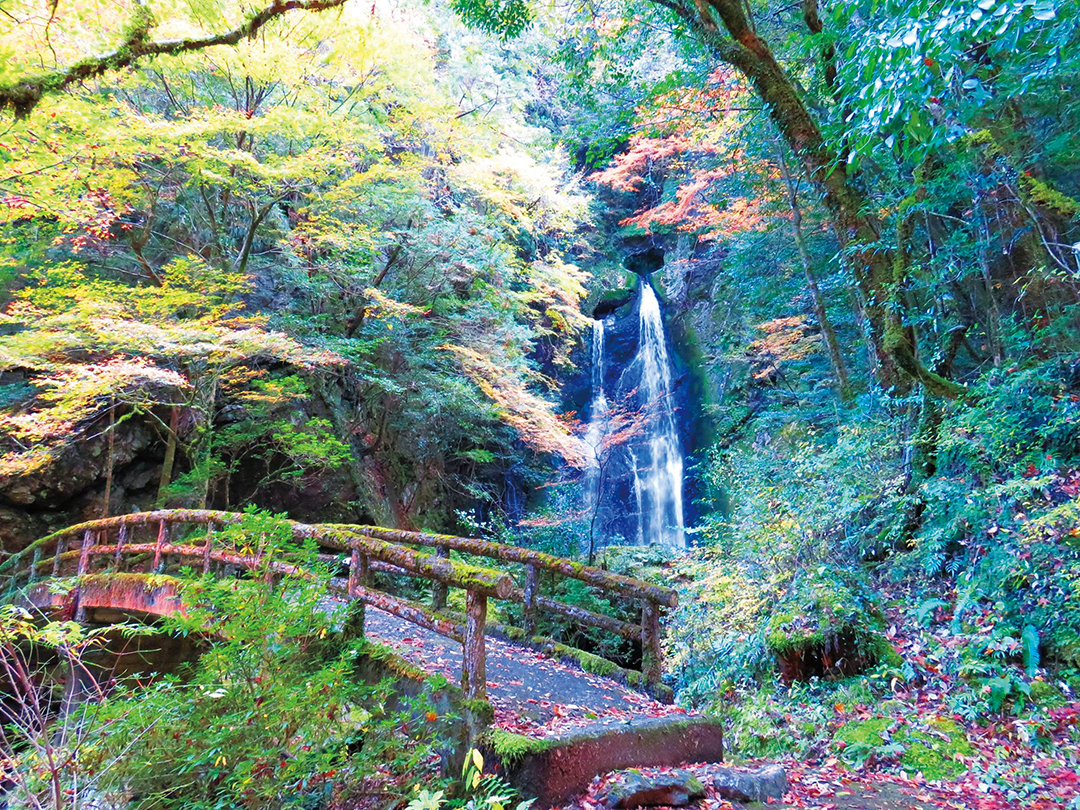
xmin=485 ymin=715 xmax=725 ymax=808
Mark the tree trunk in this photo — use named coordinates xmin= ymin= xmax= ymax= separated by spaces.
xmin=156 ymin=407 xmax=180 ymax=508
xmin=101 ymin=400 xmax=117 ymax=518
xmin=196 ymin=377 xmax=219 ymax=509
xmin=778 ymin=150 xmax=851 ymax=399
xmin=463 ymin=591 xmax=487 ymax=701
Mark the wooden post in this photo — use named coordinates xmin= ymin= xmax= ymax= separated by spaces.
xmin=356 ymin=553 xmax=370 ymax=636
xmin=641 ymin=599 xmax=663 ymax=693
xmin=52 ymin=536 xmax=65 ymax=577
xmin=462 ymin=590 xmax=487 ymax=702
xmin=76 ymin=530 xmax=93 ymax=577
xmin=343 ymin=549 xmax=370 ymax=639
xmin=114 ymin=524 xmax=127 ymax=570
xmin=72 ymin=529 xmax=96 ymax=623
xmin=523 ymin=563 xmax=538 ymax=637
xmin=348 ymin=547 xmax=360 ymax=597
xmin=202 ymin=527 xmax=213 ymax=575
xmin=28 ymin=546 xmax=41 ymax=584
xmin=152 ymin=520 xmax=167 ymax=573
xmin=431 ymin=545 xmax=449 ymax=610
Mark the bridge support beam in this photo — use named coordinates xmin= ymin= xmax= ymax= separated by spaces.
xmin=642 ymin=600 xmax=663 ymax=696
xmin=463 ymin=590 xmax=487 ymax=702
xmin=152 ymin=521 xmax=168 ymax=573
xmin=431 ymin=545 xmax=449 ymax=610
xmin=523 ymin=564 xmax=538 ymax=637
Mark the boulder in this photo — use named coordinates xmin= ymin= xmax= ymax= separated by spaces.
xmin=602 ymin=769 xmax=706 ymax=808
xmin=700 ymin=763 xmax=788 ymax=803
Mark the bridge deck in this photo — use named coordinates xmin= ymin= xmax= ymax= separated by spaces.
xmin=359 ymin=602 xmax=691 ymax=739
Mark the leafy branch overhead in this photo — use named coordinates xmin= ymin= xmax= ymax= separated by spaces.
xmin=0 ymin=0 xmax=349 ymax=118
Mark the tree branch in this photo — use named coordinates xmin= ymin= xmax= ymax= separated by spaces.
xmin=0 ymin=0 xmax=349 ymax=118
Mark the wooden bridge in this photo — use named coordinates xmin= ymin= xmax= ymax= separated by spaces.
xmin=0 ymin=510 xmax=729 ymax=804
xmin=0 ymin=509 xmax=676 ymax=703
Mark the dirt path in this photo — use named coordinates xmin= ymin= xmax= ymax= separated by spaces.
xmin=361 ymin=605 xmax=691 ymax=738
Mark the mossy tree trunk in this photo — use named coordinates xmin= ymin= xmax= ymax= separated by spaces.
xmin=101 ymin=400 xmax=117 ymax=518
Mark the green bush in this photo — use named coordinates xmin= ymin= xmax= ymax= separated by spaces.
xmin=92 ymin=532 xmax=446 ymax=810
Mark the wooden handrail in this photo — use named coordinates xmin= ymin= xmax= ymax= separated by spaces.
xmin=2 ymin=510 xmax=674 ymax=700
xmin=335 ymin=525 xmax=678 ymax=607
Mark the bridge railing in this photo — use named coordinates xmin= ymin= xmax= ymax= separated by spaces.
xmin=0 ymin=511 xmax=677 ymax=702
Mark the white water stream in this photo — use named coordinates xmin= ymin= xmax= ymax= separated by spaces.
xmin=586 ymin=281 xmax=686 ymax=550
xmin=635 ymin=282 xmax=685 ymax=549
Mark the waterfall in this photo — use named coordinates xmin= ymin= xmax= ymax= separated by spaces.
xmin=584 ymin=318 xmax=608 ymax=468
xmin=583 ymin=319 xmax=608 ymax=553
xmin=585 ymin=279 xmax=686 ymax=550
xmin=634 ymin=282 xmax=686 ymax=549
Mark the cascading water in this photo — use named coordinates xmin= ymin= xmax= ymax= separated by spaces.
xmin=584 ymin=318 xmax=609 ymax=482
xmin=585 ymin=279 xmax=686 ymax=550
xmin=633 ymin=282 xmax=686 ymax=549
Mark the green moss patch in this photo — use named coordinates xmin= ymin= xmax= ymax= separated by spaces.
xmin=898 ymin=719 xmax=973 ymax=780
xmin=593 ymin=287 xmax=636 ymax=318
xmin=485 ymin=729 xmax=554 ymax=766
xmin=462 ymin=697 xmax=496 ymax=727
xmin=834 ymin=717 xmax=973 ymax=781
xmin=835 ymin=717 xmax=891 ymax=748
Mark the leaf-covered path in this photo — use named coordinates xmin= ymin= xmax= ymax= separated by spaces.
xmin=360 ymin=603 xmax=692 ymax=738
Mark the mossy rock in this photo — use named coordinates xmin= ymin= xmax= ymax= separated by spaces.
xmin=462 ymin=697 xmax=496 ymax=727
xmin=764 ymin=570 xmax=887 ymax=681
xmin=485 ymin=729 xmax=555 ymax=766
xmin=593 ymin=287 xmax=636 ymax=318
xmin=875 ymin=637 xmax=905 ymax=669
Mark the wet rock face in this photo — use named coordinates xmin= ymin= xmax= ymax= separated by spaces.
xmin=602 ymin=769 xmax=706 ymax=808
xmin=624 ymin=248 xmax=665 ymax=277
xmin=0 ymin=506 xmax=46 ymax=552
xmin=0 ymin=418 xmax=157 ymax=509
xmin=0 ymin=413 xmax=167 ymax=552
